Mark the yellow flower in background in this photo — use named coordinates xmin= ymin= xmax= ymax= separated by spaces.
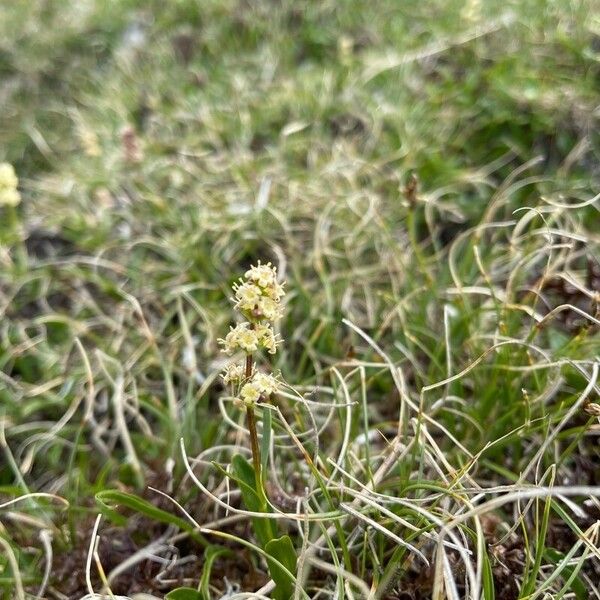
xmin=0 ymin=163 xmax=21 ymax=207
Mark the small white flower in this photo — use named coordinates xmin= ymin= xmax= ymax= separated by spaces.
xmin=219 ymin=321 xmax=282 ymax=356
xmin=240 ymin=381 xmax=261 ymax=405
xmin=245 ymin=262 xmax=278 ymax=288
xmin=0 ymin=163 xmax=21 ymax=207
xmin=233 ymin=281 xmax=261 ymax=311
xmin=253 ymin=372 xmax=280 ymax=396
xmin=236 ymin=371 xmax=280 ymax=406
xmin=255 ymin=323 xmax=280 ymax=354
xmin=264 ymin=280 xmax=285 ymax=301
xmin=257 ymin=295 xmax=283 ymax=321
xmin=231 ymin=261 xmax=285 ymax=323
xmin=245 ymin=263 xmax=285 ymax=296
xmin=221 ymin=362 xmax=248 ymax=386
xmin=236 ymin=328 xmax=260 ymax=352
xmin=218 ymin=323 xmax=260 ymax=355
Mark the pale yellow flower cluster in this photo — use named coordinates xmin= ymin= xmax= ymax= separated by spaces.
xmin=220 ymin=362 xmax=248 ymax=386
xmin=238 ymin=372 xmax=281 ymax=407
xmin=0 ymin=163 xmax=21 ymax=207
xmin=233 ymin=261 xmax=285 ymax=322
xmin=221 ymin=361 xmax=281 ymax=406
xmin=219 ymin=262 xmax=285 ymax=408
xmin=219 ymin=322 xmax=279 ymax=355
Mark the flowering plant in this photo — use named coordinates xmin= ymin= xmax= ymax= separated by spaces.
xmin=218 ymin=261 xmax=285 ymax=481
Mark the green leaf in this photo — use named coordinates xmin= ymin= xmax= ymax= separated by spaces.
xmin=230 ymin=454 xmax=277 ymax=547
xmin=544 ymin=548 xmax=588 ymax=600
xmin=266 ymin=535 xmax=297 ymax=600
xmin=165 ymin=588 xmax=203 ymax=600
xmin=547 ymin=329 xmax=570 ymax=352
xmin=481 ymin=551 xmax=495 ymax=600
xmin=211 ymin=459 xmax=261 ymax=510
xmin=95 ymin=489 xmax=206 ymax=545
xmin=230 ymin=454 xmax=260 ymax=500
xmin=521 ymin=488 xmax=553 ymax=597
xmin=261 ymin=407 xmax=272 ymax=474
xmin=200 ymin=545 xmax=231 ymax=600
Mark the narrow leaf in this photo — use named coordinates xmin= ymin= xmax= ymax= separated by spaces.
xmin=200 ymin=545 xmax=231 ymax=600
xmin=231 ymin=454 xmax=277 ymax=546
xmin=261 ymin=408 xmax=272 ymax=475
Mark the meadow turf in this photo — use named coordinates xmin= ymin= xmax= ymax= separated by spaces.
xmin=1 ymin=1 xmax=600 ymax=598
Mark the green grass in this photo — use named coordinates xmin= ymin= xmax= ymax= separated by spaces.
xmin=1 ymin=0 xmax=599 ymax=598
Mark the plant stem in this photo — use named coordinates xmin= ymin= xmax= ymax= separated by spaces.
xmin=245 ymin=353 xmax=253 ymax=378
xmin=245 ymin=353 xmax=262 ymax=492
xmin=246 ymin=405 xmax=262 ymax=488
xmin=8 ymin=205 xmax=28 ymax=273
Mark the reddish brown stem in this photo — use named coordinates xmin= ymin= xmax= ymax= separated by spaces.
xmin=245 ymin=353 xmax=262 ymax=490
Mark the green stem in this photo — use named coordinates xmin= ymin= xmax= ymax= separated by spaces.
xmin=407 ymin=207 xmax=432 ymax=285
xmin=7 ymin=205 xmax=27 ymax=272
